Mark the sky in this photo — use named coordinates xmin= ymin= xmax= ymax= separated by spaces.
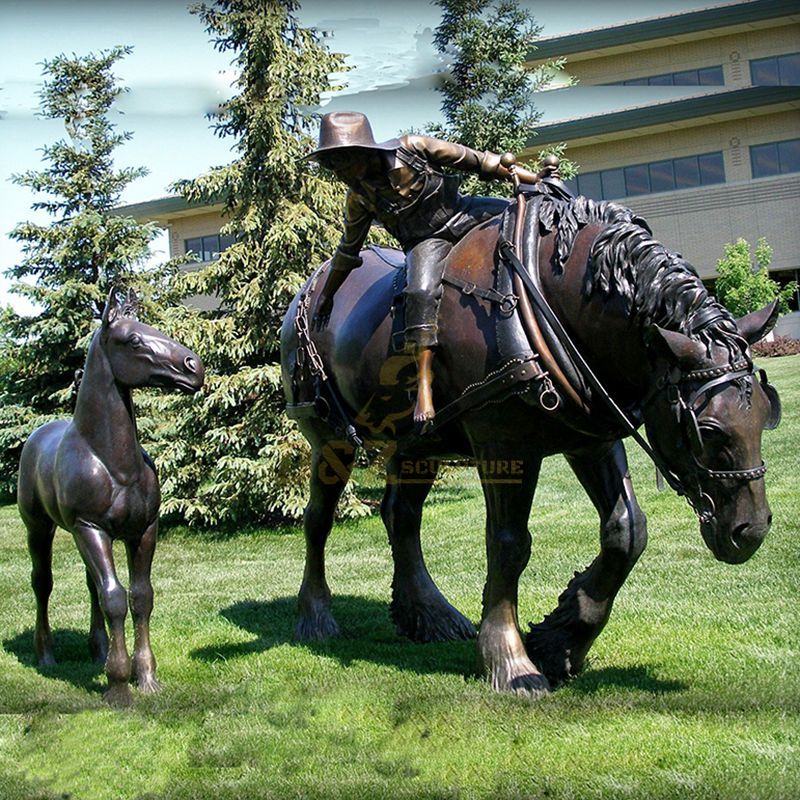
xmin=0 ymin=0 xmax=716 ymax=311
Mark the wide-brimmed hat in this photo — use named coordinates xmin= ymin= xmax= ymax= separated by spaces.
xmin=305 ymin=111 xmax=399 ymax=160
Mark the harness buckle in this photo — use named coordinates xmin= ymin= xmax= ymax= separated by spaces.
xmin=500 ymin=294 xmax=518 ymax=315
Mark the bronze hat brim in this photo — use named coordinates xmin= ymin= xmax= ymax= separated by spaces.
xmin=303 ymin=138 xmax=401 ymax=161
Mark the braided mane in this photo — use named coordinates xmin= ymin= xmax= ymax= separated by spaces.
xmin=542 ymin=194 xmax=748 ymax=363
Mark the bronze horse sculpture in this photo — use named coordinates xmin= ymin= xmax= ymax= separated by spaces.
xmin=281 ymin=190 xmax=781 ymax=697
xmin=17 ymin=289 xmax=204 ymax=705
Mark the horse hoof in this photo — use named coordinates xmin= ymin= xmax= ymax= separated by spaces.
xmin=391 ymin=597 xmax=476 ymax=643
xmin=295 ymin=611 xmax=340 ymax=642
xmin=103 ymin=683 xmax=133 ymax=708
xmin=488 ymin=658 xmax=551 ymax=698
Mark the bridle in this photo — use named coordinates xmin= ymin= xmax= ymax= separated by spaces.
xmin=646 ymin=358 xmax=776 ymax=524
xmin=498 ymin=218 xmax=779 ymax=525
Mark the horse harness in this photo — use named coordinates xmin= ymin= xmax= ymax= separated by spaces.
xmin=290 ymin=192 xmax=779 ymax=524
xmin=495 ymin=192 xmax=780 ymax=524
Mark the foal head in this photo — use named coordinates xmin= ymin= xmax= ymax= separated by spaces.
xmin=100 ymin=289 xmax=204 ymax=395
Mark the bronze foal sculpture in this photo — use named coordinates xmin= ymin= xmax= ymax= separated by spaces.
xmin=17 ymin=289 xmax=204 ymax=706
xmin=282 ymin=190 xmax=781 ymax=697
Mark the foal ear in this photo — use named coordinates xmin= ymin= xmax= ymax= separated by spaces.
xmin=101 ymin=288 xmax=122 ymax=328
xmin=736 ymin=299 xmax=780 ymax=345
xmin=122 ymin=288 xmax=140 ymax=319
xmin=647 ymin=325 xmax=707 ymax=369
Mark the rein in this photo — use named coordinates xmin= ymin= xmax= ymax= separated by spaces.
xmin=497 ymin=182 xmax=767 ymax=525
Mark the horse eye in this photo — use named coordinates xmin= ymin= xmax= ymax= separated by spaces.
xmin=698 ymin=423 xmax=726 ymax=441
xmin=128 ymin=334 xmax=143 ymax=348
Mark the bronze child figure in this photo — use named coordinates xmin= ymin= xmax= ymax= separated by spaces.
xmin=307 ymin=110 xmax=557 ymax=423
xmin=17 ymin=289 xmax=204 ymax=706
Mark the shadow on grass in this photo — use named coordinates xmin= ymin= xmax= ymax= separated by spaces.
xmin=191 ymin=595 xmax=476 ymax=679
xmin=3 ymin=628 xmax=104 ymax=695
xmin=570 ymin=664 xmax=687 ymax=695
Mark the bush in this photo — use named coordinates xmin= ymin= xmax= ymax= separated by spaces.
xmin=752 ymin=335 xmax=800 ymax=358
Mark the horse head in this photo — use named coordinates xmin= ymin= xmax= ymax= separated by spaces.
xmin=643 ymin=300 xmax=781 ymax=564
xmin=100 ymin=288 xmax=205 ymax=394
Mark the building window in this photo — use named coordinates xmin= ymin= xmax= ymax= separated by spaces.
xmin=750 ymin=138 xmax=800 ymax=178
xmin=184 ymin=233 xmax=236 ymax=262
xmin=566 ymin=151 xmax=725 ymax=200
xmin=616 ymin=65 xmax=724 ymax=86
xmin=750 ymin=52 xmax=800 ymax=86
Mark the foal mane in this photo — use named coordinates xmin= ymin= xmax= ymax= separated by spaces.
xmin=543 ymin=195 xmax=748 ymax=363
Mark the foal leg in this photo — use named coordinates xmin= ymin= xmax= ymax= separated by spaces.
xmin=295 ymin=439 xmax=355 ymax=641
xmin=86 ymin=568 xmax=109 ymax=664
xmin=24 ymin=515 xmax=57 ymax=667
xmin=526 ymin=440 xmax=647 ymax=685
xmin=383 ymin=455 xmax=475 ymax=642
xmin=476 ymin=451 xmax=550 ymax=697
xmin=73 ymin=524 xmax=132 ymax=706
xmin=125 ymin=521 xmax=159 ymax=693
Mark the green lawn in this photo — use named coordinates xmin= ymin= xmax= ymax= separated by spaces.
xmin=1 ymin=356 xmax=798 ymax=800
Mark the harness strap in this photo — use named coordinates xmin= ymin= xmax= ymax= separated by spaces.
xmin=497 ymin=236 xmax=686 ymax=495
xmin=442 ymin=270 xmax=518 ymax=314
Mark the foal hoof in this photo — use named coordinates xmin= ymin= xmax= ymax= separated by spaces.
xmin=136 ymin=674 xmax=161 ymax=694
xmin=103 ymin=683 xmax=133 ymax=708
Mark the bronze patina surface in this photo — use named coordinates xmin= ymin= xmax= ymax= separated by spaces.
xmin=281 ymin=190 xmax=779 ymax=697
xmin=307 ymin=111 xmax=558 ymax=423
xmin=17 ymin=289 xmax=204 ymax=706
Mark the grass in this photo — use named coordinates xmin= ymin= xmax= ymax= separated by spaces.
xmin=0 ymin=355 xmax=798 ymax=800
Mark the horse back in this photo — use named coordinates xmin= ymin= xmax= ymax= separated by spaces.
xmin=283 ymin=217 xmax=530 ymax=440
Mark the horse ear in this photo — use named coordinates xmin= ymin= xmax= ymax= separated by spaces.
xmin=736 ymin=299 xmax=780 ymax=345
xmin=647 ymin=325 xmax=707 ymax=369
xmin=101 ymin=288 xmax=121 ymax=328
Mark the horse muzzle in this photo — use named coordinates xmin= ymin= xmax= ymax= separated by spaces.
xmin=701 ymin=508 xmax=771 ymax=564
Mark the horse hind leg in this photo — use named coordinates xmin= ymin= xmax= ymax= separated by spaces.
xmin=24 ymin=513 xmax=57 ymax=667
xmin=526 ymin=441 xmax=647 ymax=685
xmin=383 ymin=455 xmax=475 ymax=642
xmin=295 ymin=436 xmax=356 ymax=641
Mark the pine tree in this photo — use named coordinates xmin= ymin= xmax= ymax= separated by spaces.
xmin=428 ymin=0 xmax=574 ymax=196
xmin=0 ymin=47 xmax=162 ymax=495
xmin=147 ymin=0 xmax=366 ymax=525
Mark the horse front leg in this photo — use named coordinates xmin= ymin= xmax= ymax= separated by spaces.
xmin=383 ymin=455 xmax=475 ymax=642
xmin=526 ymin=440 xmax=647 ymax=685
xmin=475 ymin=450 xmax=550 ymax=697
xmin=125 ymin=521 xmax=159 ymax=693
xmin=295 ymin=438 xmax=355 ymax=641
xmin=72 ymin=523 xmax=132 ymax=706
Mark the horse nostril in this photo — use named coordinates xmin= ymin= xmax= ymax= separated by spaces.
xmin=184 ymin=356 xmax=197 ymax=373
xmin=730 ymin=522 xmax=749 ymax=550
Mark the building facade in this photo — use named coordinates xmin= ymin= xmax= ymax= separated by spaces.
xmin=525 ymin=0 xmax=800 ymax=335
xmin=122 ymin=0 xmax=800 ymax=334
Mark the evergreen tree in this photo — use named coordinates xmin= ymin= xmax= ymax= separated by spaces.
xmin=715 ymin=237 xmax=796 ymax=318
xmin=0 ymin=47 xmax=162 ymax=495
xmin=428 ymin=0 xmax=574 ymax=195
xmin=148 ymin=0 xmax=365 ymax=525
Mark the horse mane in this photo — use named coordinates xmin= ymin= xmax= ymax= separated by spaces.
xmin=543 ymin=195 xmax=748 ymax=363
